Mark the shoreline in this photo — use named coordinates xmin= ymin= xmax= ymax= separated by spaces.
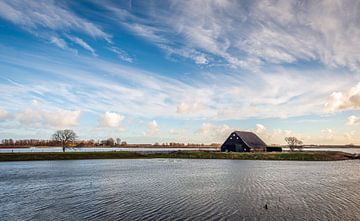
xmin=0 ymin=146 xmax=219 ymax=149
xmin=0 ymin=151 xmax=358 ymax=162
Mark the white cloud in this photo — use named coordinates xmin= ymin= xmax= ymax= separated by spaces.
xmin=31 ymin=99 xmax=39 ymax=106
xmin=193 ymin=123 xmax=238 ymax=143
xmin=176 ymin=102 xmax=190 ymax=114
xmin=325 ymin=82 xmax=360 ymax=112
xmin=194 ymin=55 xmax=208 ymax=64
xmin=255 ymin=124 xmax=266 ymax=134
xmin=99 ymin=111 xmax=124 ymax=128
xmin=347 ymin=115 xmax=360 ymax=125
xmin=197 ymin=122 xmax=213 ymax=135
xmin=43 ymin=110 xmax=81 ymax=128
xmin=147 ymin=120 xmax=159 ymax=135
xmin=0 ymin=109 xmax=11 ymax=121
xmin=176 ymin=101 xmax=206 ymax=115
xmin=320 ymin=128 xmax=335 ymax=141
xmin=252 ymin=126 xmax=293 ymax=145
xmin=16 ymin=100 xmax=81 ymax=128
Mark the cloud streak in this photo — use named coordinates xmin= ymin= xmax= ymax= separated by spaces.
xmin=0 ymin=0 xmax=110 ymax=40
xmin=102 ymin=0 xmax=360 ymax=70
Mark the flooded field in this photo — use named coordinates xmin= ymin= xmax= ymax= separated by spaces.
xmin=1 ymin=159 xmax=359 ymax=220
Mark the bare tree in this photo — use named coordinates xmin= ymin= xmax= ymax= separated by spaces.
xmin=52 ymin=129 xmax=77 ymax=152
xmin=116 ymin=138 xmax=121 ymax=146
xmin=107 ymin=138 xmax=115 ymax=147
xmin=285 ymin=137 xmax=303 ymax=151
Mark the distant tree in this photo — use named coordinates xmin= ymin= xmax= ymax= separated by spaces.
xmin=52 ymin=129 xmax=77 ymax=152
xmin=107 ymin=138 xmax=115 ymax=146
xmin=285 ymin=137 xmax=303 ymax=151
xmin=116 ymin=138 xmax=121 ymax=145
xmin=89 ymin=139 xmax=95 ymax=145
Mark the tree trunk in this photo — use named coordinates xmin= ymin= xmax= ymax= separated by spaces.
xmin=63 ymin=146 xmax=65 ymax=152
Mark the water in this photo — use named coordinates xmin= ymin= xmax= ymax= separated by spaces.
xmin=302 ymin=148 xmax=360 ymax=154
xmin=0 ymin=159 xmax=359 ymax=220
xmin=2 ymin=147 xmax=360 ymax=154
xmin=0 ymin=147 xmax=218 ymax=153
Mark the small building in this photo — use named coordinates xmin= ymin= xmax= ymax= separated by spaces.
xmin=221 ymin=131 xmax=267 ymax=152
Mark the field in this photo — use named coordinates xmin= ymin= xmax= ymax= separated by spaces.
xmin=0 ymin=151 xmax=358 ymax=162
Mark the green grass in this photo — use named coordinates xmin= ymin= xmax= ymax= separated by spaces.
xmin=149 ymin=151 xmax=357 ymax=161
xmin=0 ymin=151 xmax=357 ymax=162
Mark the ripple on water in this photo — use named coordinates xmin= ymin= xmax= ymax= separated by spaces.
xmin=0 ymin=159 xmax=359 ymax=220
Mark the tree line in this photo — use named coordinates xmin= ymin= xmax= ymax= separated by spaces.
xmin=1 ymin=129 xmax=220 ymax=152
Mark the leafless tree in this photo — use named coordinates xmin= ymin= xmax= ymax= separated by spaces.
xmin=116 ymin=138 xmax=121 ymax=145
xmin=52 ymin=129 xmax=77 ymax=152
xmin=107 ymin=138 xmax=115 ymax=146
xmin=285 ymin=137 xmax=303 ymax=151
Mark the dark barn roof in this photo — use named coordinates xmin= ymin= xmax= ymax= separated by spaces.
xmin=233 ymin=131 xmax=267 ymax=148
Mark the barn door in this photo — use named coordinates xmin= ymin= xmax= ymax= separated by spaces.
xmin=235 ymin=144 xmax=244 ymax=152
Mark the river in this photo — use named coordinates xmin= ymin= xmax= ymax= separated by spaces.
xmin=0 ymin=159 xmax=359 ymax=220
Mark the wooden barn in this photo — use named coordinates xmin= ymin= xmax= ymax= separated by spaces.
xmin=221 ymin=131 xmax=267 ymax=152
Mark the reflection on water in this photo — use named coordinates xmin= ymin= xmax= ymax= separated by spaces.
xmin=0 ymin=159 xmax=359 ymax=220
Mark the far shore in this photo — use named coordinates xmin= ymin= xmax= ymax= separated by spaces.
xmin=1 ymin=145 xmax=360 ymax=149
xmin=0 ymin=145 xmax=219 ymax=149
xmin=0 ymin=151 xmax=358 ymax=162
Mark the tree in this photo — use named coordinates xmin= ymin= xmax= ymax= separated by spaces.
xmin=52 ymin=129 xmax=77 ymax=152
xmin=107 ymin=138 xmax=115 ymax=146
xmin=285 ymin=137 xmax=303 ymax=151
xmin=116 ymin=138 xmax=121 ymax=145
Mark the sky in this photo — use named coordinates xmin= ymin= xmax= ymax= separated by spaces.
xmin=0 ymin=0 xmax=360 ymax=145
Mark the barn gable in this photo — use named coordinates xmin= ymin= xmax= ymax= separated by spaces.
xmin=221 ymin=131 xmax=267 ymax=152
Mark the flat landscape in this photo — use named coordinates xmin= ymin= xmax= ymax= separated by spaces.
xmin=0 ymin=150 xmax=358 ymax=162
xmin=1 ymin=1 xmax=360 ymax=220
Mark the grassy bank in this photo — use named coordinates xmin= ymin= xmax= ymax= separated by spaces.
xmin=150 ymin=151 xmax=358 ymax=161
xmin=0 ymin=151 xmax=358 ymax=162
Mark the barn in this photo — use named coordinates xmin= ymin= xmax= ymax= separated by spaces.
xmin=221 ymin=131 xmax=267 ymax=152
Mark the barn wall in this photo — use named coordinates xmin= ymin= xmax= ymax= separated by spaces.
xmin=221 ymin=133 xmax=249 ymax=152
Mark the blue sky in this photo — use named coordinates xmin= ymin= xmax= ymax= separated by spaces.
xmin=0 ymin=0 xmax=360 ymax=144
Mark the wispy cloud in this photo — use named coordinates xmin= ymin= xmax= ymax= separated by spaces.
xmin=101 ymin=0 xmax=360 ymax=70
xmin=67 ymin=35 xmax=96 ymax=55
xmin=0 ymin=0 xmax=110 ymax=40
xmin=50 ymin=36 xmax=67 ymax=49
xmin=107 ymin=46 xmax=133 ymax=63
xmin=1 ymin=1 xmax=360 ymax=143
xmin=0 ymin=46 xmax=355 ymax=121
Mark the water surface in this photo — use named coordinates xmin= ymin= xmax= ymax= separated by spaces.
xmin=0 ymin=147 xmax=218 ymax=153
xmin=1 ymin=159 xmax=359 ymax=220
